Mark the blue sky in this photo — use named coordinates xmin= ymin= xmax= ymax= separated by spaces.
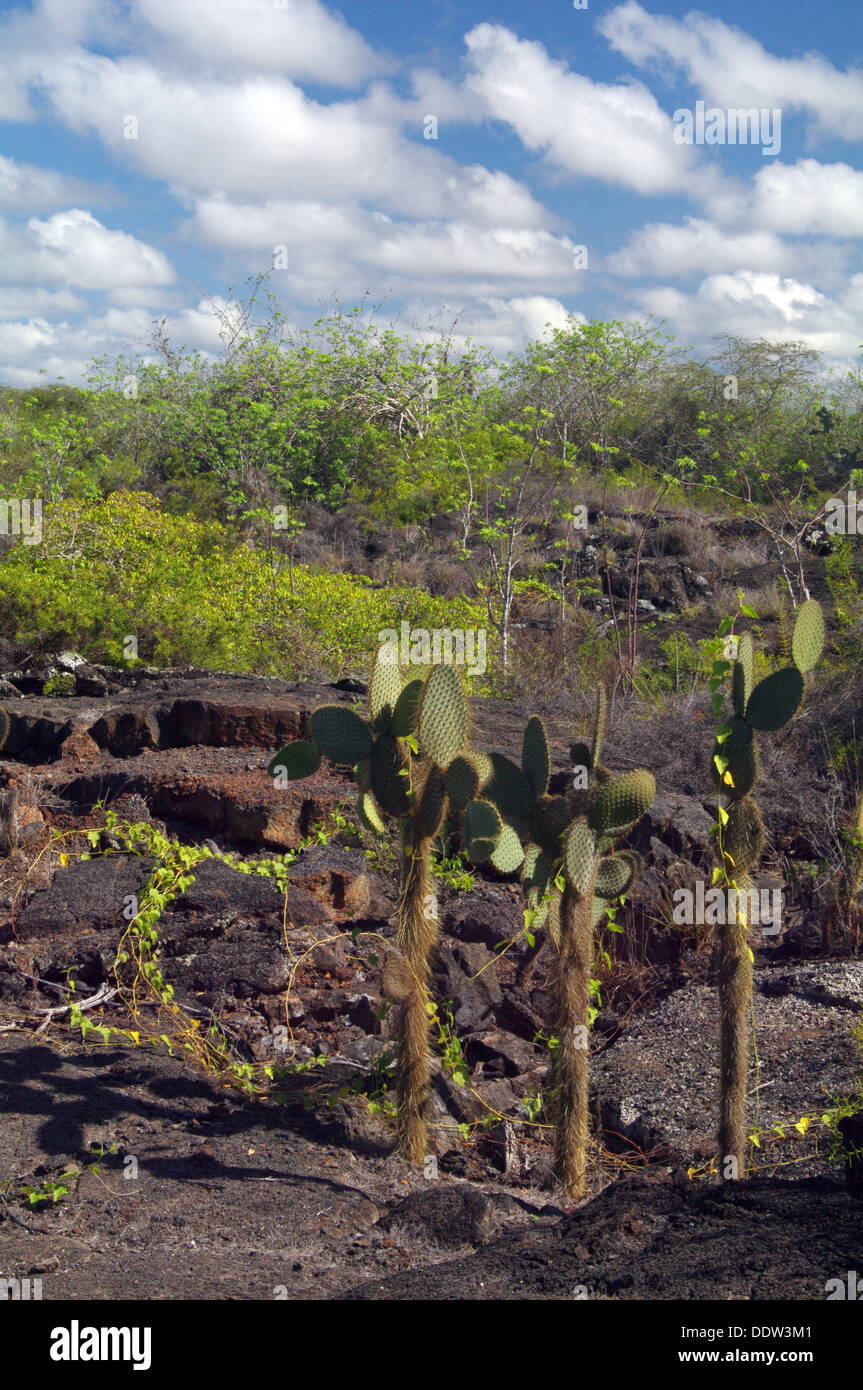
xmin=0 ymin=0 xmax=862 ymax=385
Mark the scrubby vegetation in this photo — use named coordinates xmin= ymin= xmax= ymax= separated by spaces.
xmin=1 ymin=278 xmax=861 ymax=698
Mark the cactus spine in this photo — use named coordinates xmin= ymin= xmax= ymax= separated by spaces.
xmin=269 ymin=649 xmax=476 ymax=1164
xmin=712 ymin=601 xmax=823 ymax=1179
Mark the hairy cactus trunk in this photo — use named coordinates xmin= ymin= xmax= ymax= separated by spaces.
xmin=717 ymin=880 xmax=752 ymax=1180
xmin=395 ymin=817 xmax=436 ymax=1163
xmin=551 ymin=883 xmax=595 ymax=1198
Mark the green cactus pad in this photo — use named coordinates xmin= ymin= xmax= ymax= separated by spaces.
xmin=521 ymin=843 xmax=550 ymax=898
xmin=357 ymin=791 xmax=386 ymax=836
xmin=416 ymin=765 xmax=447 ymax=840
xmin=792 ymin=598 xmax=825 ymax=674
xmin=310 ymin=705 xmax=373 ymax=764
xmin=370 ymin=735 xmax=410 ymax=816
xmin=368 ymin=646 xmax=403 ymax=722
xmin=268 ymin=738 xmax=321 ymax=781
xmin=712 ymin=718 xmax=758 ymax=797
xmin=736 ymin=633 xmax=755 ymax=709
xmin=569 ymin=741 xmax=593 ymax=776
xmin=0 ymin=708 xmax=9 ymax=751
xmin=464 ymin=798 xmax=503 ymax=863
xmin=595 ymin=851 xmax=639 ymax=899
xmin=485 ymin=753 xmax=534 ymax=824
xmin=745 ymin=667 xmax=804 ymax=732
xmin=592 ymin=686 xmax=607 ymax=769
xmin=418 ymin=664 xmax=469 ymax=767
xmin=589 ymin=769 xmax=656 ymax=836
xmin=490 ymin=824 xmax=525 ymax=875
xmin=444 ymin=754 xmax=480 ymax=811
xmin=591 ymin=896 xmax=609 ymax=929
xmin=532 ymin=795 xmax=572 ymax=860
xmin=722 ymin=796 xmax=765 ymax=871
xmin=522 ymin=717 xmax=550 ymax=799
xmin=471 ymin=751 xmax=494 ymax=788
xmin=355 ymin=756 xmax=372 ymax=793
xmin=390 ymin=679 xmax=424 ymax=737
xmin=564 ymin=818 xmax=597 ymax=898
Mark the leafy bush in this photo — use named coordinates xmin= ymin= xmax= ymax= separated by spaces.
xmin=0 ymin=492 xmax=493 ymax=683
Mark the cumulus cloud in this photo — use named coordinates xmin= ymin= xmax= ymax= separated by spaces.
xmin=600 ymin=1 xmax=863 ymax=142
xmin=132 ymin=0 xmax=387 ymax=85
xmin=463 ymin=22 xmax=701 ymax=195
xmin=636 ymin=270 xmax=863 ymax=359
xmin=0 ymin=210 xmax=175 ymax=292
xmin=704 ymin=160 xmax=863 ymax=239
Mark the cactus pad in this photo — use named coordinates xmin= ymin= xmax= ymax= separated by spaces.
xmin=595 ymin=851 xmax=639 ymax=899
xmin=521 ymin=843 xmax=550 ymax=899
xmin=370 ymin=735 xmax=410 ymax=816
xmin=391 ymin=678 xmax=424 ymax=738
xmin=485 ymin=753 xmax=534 ymax=824
xmin=464 ymin=798 xmax=503 ymax=863
xmin=368 ymin=646 xmax=403 ymax=723
xmin=418 ymin=664 xmax=469 ymax=767
xmin=745 ymin=667 xmax=804 ymax=732
xmin=589 ymin=769 xmax=656 ymax=835
xmin=736 ymin=633 xmax=755 ymax=709
xmin=416 ymin=765 xmax=447 ymax=840
xmin=444 ymin=754 xmax=480 ymax=811
xmin=357 ymin=791 xmax=386 ymax=836
xmin=490 ymin=823 xmax=525 ymax=875
xmin=522 ymin=716 xmax=550 ymax=799
xmin=564 ymin=818 xmax=597 ymax=898
xmin=268 ymin=738 xmax=321 ymax=780
xmin=311 ymin=705 xmax=373 ymax=764
xmin=792 ymin=598 xmax=825 ymax=675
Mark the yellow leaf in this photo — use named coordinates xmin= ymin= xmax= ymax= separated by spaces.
xmin=129 ymin=1031 xmax=140 ymax=1045
xmin=59 ymin=852 xmax=69 ymax=866
xmin=795 ymin=1116 xmax=811 ymax=1136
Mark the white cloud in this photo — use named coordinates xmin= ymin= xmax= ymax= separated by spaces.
xmin=0 ymin=286 xmax=86 ymax=319
xmin=636 ymin=269 xmax=863 ymax=358
xmin=463 ymin=22 xmax=701 ymax=195
xmin=185 ymin=194 xmax=583 ymax=303
xmin=600 ymin=1 xmax=863 ymax=142
xmin=608 ymin=217 xmax=795 ymax=277
xmin=706 ymin=160 xmax=863 ymax=239
xmin=0 ymin=210 xmax=175 ymax=292
xmin=0 ymin=154 xmax=112 ymax=212
xmin=132 ymin=0 xmax=387 ymax=86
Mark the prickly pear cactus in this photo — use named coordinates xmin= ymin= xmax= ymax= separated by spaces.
xmin=461 ymin=687 xmax=655 ymax=1197
xmin=268 ymin=648 xmax=484 ymax=1165
xmin=711 ymin=600 xmax=824 ymax=1180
